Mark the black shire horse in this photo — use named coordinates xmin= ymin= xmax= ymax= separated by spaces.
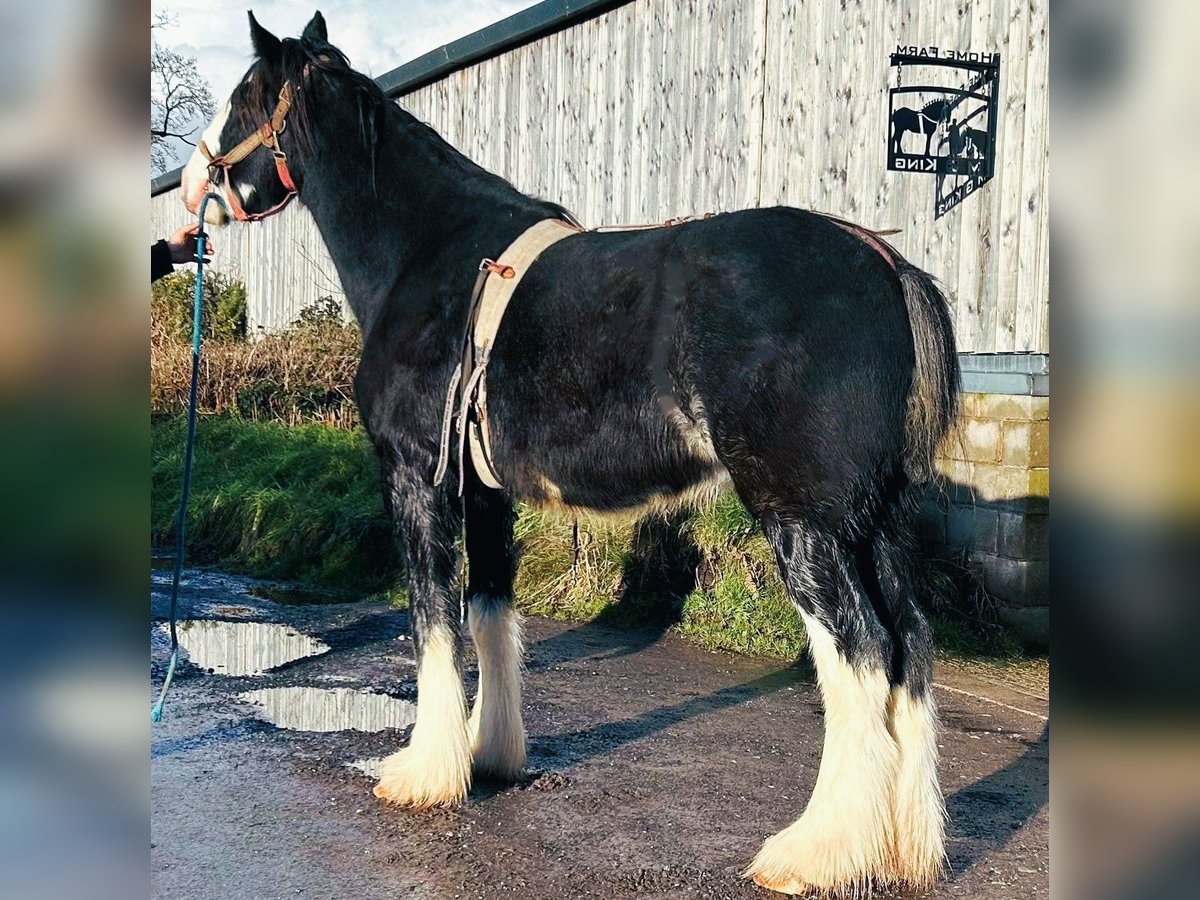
xmin=182 ymin=13 xmax=960 ymax=896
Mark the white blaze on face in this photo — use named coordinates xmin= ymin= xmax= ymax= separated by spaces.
xmin=181 ymin=101 xmax=231 ymax=226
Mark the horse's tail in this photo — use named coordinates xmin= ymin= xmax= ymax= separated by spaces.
xmin=815 ymin=215 xmax=961 ymax=481
xmin=895 ymin=261 xmax=961 ymax=482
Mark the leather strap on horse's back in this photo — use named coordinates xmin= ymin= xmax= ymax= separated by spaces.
xmin=818 ymin=212 xmax=901 ymax=271
xmin=434 ymin=218 xmax=581 ymax=492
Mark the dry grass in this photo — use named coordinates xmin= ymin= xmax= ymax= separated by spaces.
xmin=151 ymin=285 xmax=361 ymax=429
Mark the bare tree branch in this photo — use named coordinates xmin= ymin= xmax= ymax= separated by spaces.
xmin=151 ymin=18 xmax=216 ymax=174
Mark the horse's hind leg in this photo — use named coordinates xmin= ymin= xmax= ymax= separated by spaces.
xmin=464 ymin=474 xmax=526 ymax=780
xmin=745 ymin=519 xmax=899 ymax=895
xmin=874 ymin=529 xmax=946 ymax=887
xmin=373 ymin=467 xmax=471 ymax=809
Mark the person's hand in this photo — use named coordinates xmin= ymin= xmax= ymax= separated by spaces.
xmin=167 ymin=223 xmax=213 ymax=265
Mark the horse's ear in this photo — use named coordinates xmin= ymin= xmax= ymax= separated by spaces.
xmin=248 ymin=11 xmax=282 ymax=60
xmin=301 ymin=11 xmax=328 ymax=45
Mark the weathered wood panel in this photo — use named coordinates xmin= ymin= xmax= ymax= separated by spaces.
xmin=152 ymin=0 xmax=1048 ymax=353
xmin=404 ymin=0 xmax=770 ymax=224
xmin=757 ymin=0 xmax=1048 ymax=353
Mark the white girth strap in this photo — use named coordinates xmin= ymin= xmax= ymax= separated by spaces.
xmin=469 ymin=218 xmax=580 ymax=488
xmin=437 ymin=218 xmax=581 ymax=492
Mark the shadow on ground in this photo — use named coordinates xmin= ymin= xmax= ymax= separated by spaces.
xmin=531 ymin=663 xmax=811 ymax=768
xmin=526 ymin=511 xmax=701 ymax=668
xmin=947 ymin=722 xmax=1050 ymax=880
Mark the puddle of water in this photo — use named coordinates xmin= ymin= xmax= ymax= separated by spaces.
xmin=164 ymin=620 xmax=329 ymax=676
xmin=240 ymin=687 xmax=416 ymax=733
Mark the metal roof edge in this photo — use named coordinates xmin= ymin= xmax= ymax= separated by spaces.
xmin=376 ymin=0 xmax=627 ymax=97
xmin=152 ymin=168 xmax=184 ymax=197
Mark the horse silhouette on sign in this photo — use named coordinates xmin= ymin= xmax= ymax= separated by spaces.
xmin=891 ymin=98 xmax=951 ymax=157
xmin=963 ymin=125 xmax=989 ymax=160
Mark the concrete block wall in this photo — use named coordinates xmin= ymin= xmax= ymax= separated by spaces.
xmin=920 ymin=388 xmax=1049 ymax=647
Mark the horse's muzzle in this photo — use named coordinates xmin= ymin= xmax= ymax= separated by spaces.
xmin=183 ymin=179 xmax=230 ymax=227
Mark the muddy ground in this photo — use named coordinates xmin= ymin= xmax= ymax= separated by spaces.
xmin=151 ymin=571 xmax=1048 ymax=900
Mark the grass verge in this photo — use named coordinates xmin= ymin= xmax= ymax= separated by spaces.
xmin=152 ymin=416 xmax=396 ymax=595
xmin=153 ymin=415 xmax=1024 ymax=661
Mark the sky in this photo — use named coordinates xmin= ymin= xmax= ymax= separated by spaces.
xmin=151 ymin=0 xmax=537 ymax=170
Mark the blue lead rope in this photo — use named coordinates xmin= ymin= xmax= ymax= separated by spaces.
xmin=153 ymin=193 xmax=227 ymax=723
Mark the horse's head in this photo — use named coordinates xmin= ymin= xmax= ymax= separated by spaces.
xmin=922 ymin=98 xmax=951 ymax=122
xmin=181 ymin=11 xmax=339 ymax=225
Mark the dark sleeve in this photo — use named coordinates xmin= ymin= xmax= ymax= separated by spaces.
xmin=152 ymin=240 xmax=174 ymax=282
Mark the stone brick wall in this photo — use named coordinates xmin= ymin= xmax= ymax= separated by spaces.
xmin=920 ymin=393 xmax=1049 ymax=646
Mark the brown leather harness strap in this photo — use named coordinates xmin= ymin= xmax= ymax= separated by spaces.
xmin=593 ymin=211 xmax=899 ymax=269
xmin=591 ymin=213 xmax=715 ymax=233
xmin=818 ymin=213 xmax=901 ymax=271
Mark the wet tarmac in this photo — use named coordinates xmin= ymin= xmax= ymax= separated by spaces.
xmin=151 ymin=569 xmax=1048 ymax=900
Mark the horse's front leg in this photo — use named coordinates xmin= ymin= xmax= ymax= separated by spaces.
xmin=373 ymin=466 xmax=471 ymax=809
xmin=463 ymin=470 xmax=526 ymax=781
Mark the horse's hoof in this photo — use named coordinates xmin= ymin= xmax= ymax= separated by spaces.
xmin=373 ymin=745 xmax=470 ymax=810
xmin=748 ymin=870 xmax=813 ymax=896
xmin=744 ymin=814 xmax=884 ymax=897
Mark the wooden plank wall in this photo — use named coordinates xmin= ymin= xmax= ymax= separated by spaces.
xmin=753 ymin=0 xmax=1049 ymax=352
xmin=151 ymin=0 xmax=1048 ymax=352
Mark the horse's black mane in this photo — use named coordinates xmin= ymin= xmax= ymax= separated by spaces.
xmin=242 ymin=36 xmax=509 ymax=194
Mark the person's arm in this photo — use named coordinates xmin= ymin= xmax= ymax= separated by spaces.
xmin=151 ymin=240 xmax=174 ymax=282
xmin=152 ymin=224 xmax=214 ymax=283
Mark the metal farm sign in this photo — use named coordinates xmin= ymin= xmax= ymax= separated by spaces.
xmin=887 ymin=49 xmax=1001 ymax=219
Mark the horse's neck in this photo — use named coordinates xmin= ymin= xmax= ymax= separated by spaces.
xmin=301 ymin=101 xmax=547 ymax=335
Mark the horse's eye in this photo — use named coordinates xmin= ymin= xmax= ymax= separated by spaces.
xmin=208 ymin=166 xmax=224 ymax=186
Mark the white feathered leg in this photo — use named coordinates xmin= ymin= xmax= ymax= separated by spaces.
xmin=467 ymin=600 xmax=526 ymax=780
xmin=374 ymin=624 xmax=471 ymax=809
xmin=745 ymin=611 xmax=899 ymax=896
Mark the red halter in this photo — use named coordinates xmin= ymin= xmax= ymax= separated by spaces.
xmin=199 ymin=77 xmax=303 ymax=223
